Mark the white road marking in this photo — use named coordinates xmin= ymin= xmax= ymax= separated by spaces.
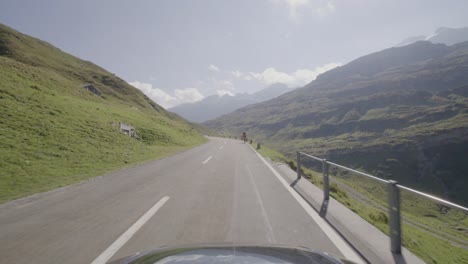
xmin=250 ymin=146 xmax=364 ymax=264
xmin=246 ymin=165 xmax=276 ymax=243
xmin=202 ymin=156 xmax=212 ymax=164
xmin=219 ymin=146 xmax=224 ymax=150
xmin=90 ymin=196 xmax=170 ymax=264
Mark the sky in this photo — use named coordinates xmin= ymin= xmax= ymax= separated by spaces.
xmin=1 ymin=0 xmax=468 ymax=108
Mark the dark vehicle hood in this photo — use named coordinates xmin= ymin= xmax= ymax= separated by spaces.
xmin=110 ymin=244 xmax=357 ymax=264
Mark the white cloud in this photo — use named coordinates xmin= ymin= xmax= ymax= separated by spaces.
xmin=314 ymin=1 xmax=335 ymax=16
xmin=242 ymin=75 xmax=253 ymax=81
xmin=210 ymin=78 xmax=236 ymax=92
xmin=272 ymin=0 xmax=335 ymax=19
xmin=231 ymin=70 xmax=243 ymax=78
xmin=216 ymin=90 xmax=235 ymax=96
xmin=285 ymin=0 xmax=310 ymax=19
xmin=129 ymin=81 xmax=204 ymax=108
xmin=174 ymin=88 xmax=204 ymax=103
xmin=208 ymin=64 xmax=220 ymax=72
xmin=219 ymin=80 xmax=235 ymax=91
xmin=245 ymin=62 xmax=341 ymax=87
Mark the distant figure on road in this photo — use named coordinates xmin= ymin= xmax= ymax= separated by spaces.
xmin=241 ymin=132 xmax=247 ymax=143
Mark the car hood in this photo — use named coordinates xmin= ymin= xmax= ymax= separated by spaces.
xmin=109 ymin=243 xmax=357 ymax=264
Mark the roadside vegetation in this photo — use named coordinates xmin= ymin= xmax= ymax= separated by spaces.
xmin=251 ymin=141 xmax=468 ymax=264
xmin=0 ymin=24 xmax=206 ymax=203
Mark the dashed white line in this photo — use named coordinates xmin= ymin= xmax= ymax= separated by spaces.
xmin=250 ymin=146 xmax=364 ymax=264
xmin=219 ymin=146 xmax=224 ymax=150
xmin=202 ymin=156 xmax=212 ymax=164
xmin=90 ymin=196 xmax=170 ymax=264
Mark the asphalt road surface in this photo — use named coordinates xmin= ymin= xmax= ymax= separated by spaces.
xmin=0 ymin=137 xmax=363 ymax=264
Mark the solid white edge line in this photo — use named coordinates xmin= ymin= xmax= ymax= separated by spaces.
xmin=90 ymin=196 xmax=170 ymax=264
xmin=249 ymin=146 xmax=364 ymax=264
xmin=202 ymin=156 xmax=212 ymax=164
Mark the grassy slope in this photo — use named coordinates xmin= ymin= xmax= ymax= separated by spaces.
xmin=0 ymin=24 xmax=206 ymax=203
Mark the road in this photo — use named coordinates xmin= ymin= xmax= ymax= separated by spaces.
xmin=0 ymin=137 xmax=362 ymax=264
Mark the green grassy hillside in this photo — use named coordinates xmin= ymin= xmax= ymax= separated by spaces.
xmin=0 ymin=24 xmax=206 ymax=203
xmin=206 ymin=41 xmax=468 ymax=205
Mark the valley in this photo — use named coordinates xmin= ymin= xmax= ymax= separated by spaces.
xmin=206 ymin=41 xmax=468 ymax=205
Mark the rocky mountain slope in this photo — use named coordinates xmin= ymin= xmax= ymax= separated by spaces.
xmin=206 ymin=41 xmax=468 ymax=204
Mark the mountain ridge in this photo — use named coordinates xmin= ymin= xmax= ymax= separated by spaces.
xmin=169 ymin=83 xmax=290 ymax=123
xmin=396 ymin=26 xmax=468 ymax=47
xmin=205 ymin=40 xmax=468 ymax=204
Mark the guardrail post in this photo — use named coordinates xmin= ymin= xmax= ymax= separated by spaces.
xmin=296 ymin=151 xmax=301 ymax=180
xmin=322 ymin=159 xmax=329 ymax=201
xmin=256 ymin=143 xmax=261 ymax=150
xmin=388 ymin=180 xmax=401 ymax=254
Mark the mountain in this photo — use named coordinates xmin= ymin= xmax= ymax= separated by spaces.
xmin=0 ymin=23 xmax=206 ymax=203
xmin=396 ymin=35 xmax=426 ymax=47
xmin=205 ymin=41 xmax=468 ymax=204
xmin=250 ymin=83 xmax=291 ymax=101
xmin=169 ymin=83 xmax=289 ymax=123
xmin=396 ymin=26 xmax=468 ymax=47
xmin=427 ymin=27 xmax=468 ymax=45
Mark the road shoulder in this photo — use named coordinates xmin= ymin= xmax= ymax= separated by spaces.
xmin=270 ymin=160 xmax=426 ymax=264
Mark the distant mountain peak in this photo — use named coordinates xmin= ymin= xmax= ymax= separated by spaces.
xmin=169 ymin=83 xmax=290 ymax=123
xmin=396 ymin=35 xmax=426 ymax=47
xmin=397 ymin=26 xmax=468 ymax=47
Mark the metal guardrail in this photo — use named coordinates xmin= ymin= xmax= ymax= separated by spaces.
xmin=296 ymin=150 xmax=468 ymax=254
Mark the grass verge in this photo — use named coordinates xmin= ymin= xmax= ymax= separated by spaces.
xmin=251 ymin=141 xmax=468 ymax=264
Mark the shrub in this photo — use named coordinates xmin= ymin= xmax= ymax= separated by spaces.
xmin=369 ymin=211 xmax=389 ymax=224
xmin=287 ymin=160 xmax=297 ymax=171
